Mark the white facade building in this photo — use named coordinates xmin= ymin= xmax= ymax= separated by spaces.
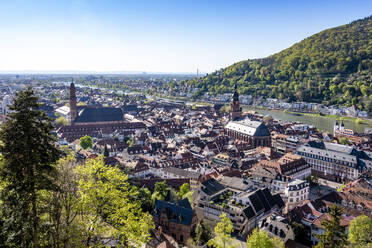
xmin=285 ymin=179 xmax=309 ymax=211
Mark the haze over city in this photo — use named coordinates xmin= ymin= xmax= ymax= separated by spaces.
xmin=0 ymin=0 xmax=371 ymax=73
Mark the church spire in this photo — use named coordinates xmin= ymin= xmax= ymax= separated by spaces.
xmin=230 ymin=83 xmax=242 ymax=121
xmin=233 ymin=83 xmax=239 ymax=102
xmin=69 ymin=78 xmax=77 ymax=124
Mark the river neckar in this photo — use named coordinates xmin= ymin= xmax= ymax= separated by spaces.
xmin=243 ymin=107 xmax=372 ymax=134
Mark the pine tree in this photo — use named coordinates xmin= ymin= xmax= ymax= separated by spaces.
xmin=103 ymin=144 xmax=109 ymax=157
xmin=315 ymin=205 xmax=347 ymax=248
xmin=0 ymin=88 xmax=60 ymax=247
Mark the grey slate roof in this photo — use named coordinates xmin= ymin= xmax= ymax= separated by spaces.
xmin=243 ymin=206 xmax=256 ymax=220
xmin=246 ymin=189 xmax=285 ymax=215
xmin=272 ymin=193 xmax=285 ymax=209
xmin=249 ymin=193 xmax=264 ymax=213
xmin=201 ymin=178 xmax=226 ymax=196
xmin=256 ymin=189 xmax=271 ymax=212
xmin=153 ymin=199 xmax=194 ymax=226
xmin=297 ymin=141 xmax=372 ymax=170
xmin=225 ymin=119 xmax=270 ymax=137
xmin=75 ymin=107 xmax=124 ymax=123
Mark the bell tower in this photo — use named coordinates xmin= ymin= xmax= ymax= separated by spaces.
xmin=69 ymin=79 xmax=77 ymax=124
xmin=230 ymin=84 xmax=242 ymax=120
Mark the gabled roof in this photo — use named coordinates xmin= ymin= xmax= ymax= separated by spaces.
xmin=262 ymin=188 xmax=276 ymax=207
xmin=225 ymin=119 xmax=270 ymax=137
xmin=272 ymin=193 xmax=285 ymax=209
xmin=201 ymin=178 xmax=226 ymax=196
xmin=75 ymin=107 xmax=124 ymax=123
xmin=256 ymin=189 xmax=271 ymax=212
xmin=249 ymin=193 xmax=264 ymax=213
xmin=178 ymin=198 xmax=192 ymax=209
xmin=153 ymin=199 xmax=194 ymax=226
xmin=243 ymin=206 xmax=256 ymax=220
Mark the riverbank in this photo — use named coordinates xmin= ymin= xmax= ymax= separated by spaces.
xmin=238 ymin=105 xmax=372 ymax=125
xmin=282 ymin=110 xmax=372 ymax=125
xmin=149 ymin=93 xmax=372 ymax=127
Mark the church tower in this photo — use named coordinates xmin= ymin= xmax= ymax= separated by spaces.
xmin=69 ymin=80 xmax=77 ymax=124
xmin=230 ymin=84 xmax=242 ymax=120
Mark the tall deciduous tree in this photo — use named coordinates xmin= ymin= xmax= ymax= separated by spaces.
xmin=55 ymin=116 xmax=68 ymax=127
xmin=76 ymin=156 xmax=154 ymax=247
xmin=44 ymin=154 xmax=84 ymax=248
xmin=178 ymin=183 xmax=190 ymax=199
xmin=246 ymin=229 xmax=283 ymax=248
xmin=151 ymin=181 xmax=169 ymax=203
xmin=348 ymin=215 xmax=372 ymax=247
xmin=79 ymin=135 xmax=93 ymax=150
xmin=207 ymin=213 xmax=237 ymax=248
xmin=0 ymin=88 xmax=60 ymax=247
xmin=194 ymin=221 xmax=212 ymax=246
xmin=315 ymin=205 xmax=347 ymax=248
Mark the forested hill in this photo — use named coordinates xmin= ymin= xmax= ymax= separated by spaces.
xmin=186 ymin=16 xmax=372 ymax=112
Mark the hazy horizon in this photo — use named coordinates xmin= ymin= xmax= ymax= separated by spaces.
xmin=0 ymin=0 xmax=371 ymax=73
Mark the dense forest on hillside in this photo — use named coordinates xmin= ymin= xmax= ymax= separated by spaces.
xmin=184 ymin=16 xmax=372 ymax=112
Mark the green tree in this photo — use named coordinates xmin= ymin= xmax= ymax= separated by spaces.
xmin=103 ymin=144 xmax=109 ymax=157
xmin=338 ymin=137 xmax=351 ymax=145
xmin=246 ymin=229 xmax=284 ymax=248
xmin=348 ymin=215 xmax=372 ymax=247
xmin=178 ymin=183 xmax=190 ymax=199
xmin=292 ymin=222 xmax=311 ymax=246
xmin=138 ymin=187 xmax=153 ymax=213
xmin=44 ymin=154 xmax=85 ymax=247
xmin=76 ymin=156 xmax=154 ymax=247
xmin=315 ymin=205 xmax=347 ymax=248
xmin=79 ymin=135 xmax=93 ymax=150
xmin=182 ymin=191 xmax=194 ymax=204
xmin=193 ymin=221 xmax=213 ymax=246
xmin=126 ymin=139 xmax=133 ymax=147
xmin=0 ymin=88 xmax=61 ymax=247
xmin=55 ymin=116 xmax=68 ymax=127
xmin=152 ymin=181 xmax=169 ymax=201
xmin=181 ymin=16 xmax=372 ymax=112
xmin=207 ymin=213 xmax=237 ymax=248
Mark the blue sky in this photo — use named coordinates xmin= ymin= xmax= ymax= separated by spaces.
xmin=0 ymin=0 xmax=371 ymax=73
